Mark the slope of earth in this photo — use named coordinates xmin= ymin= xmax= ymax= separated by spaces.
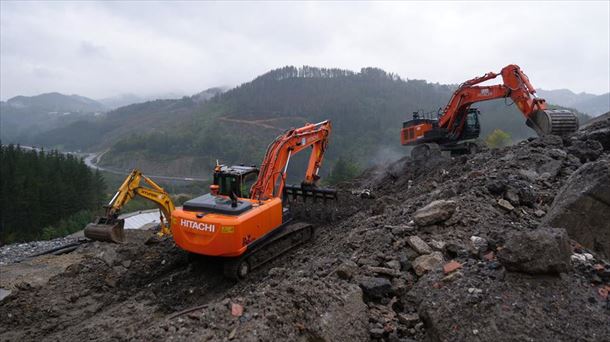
xmin=1 ymin=118 xmax=608 ymax=341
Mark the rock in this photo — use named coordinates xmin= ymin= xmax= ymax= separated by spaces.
xmin=443 ymin=261 xmax=463 ymax=274
xmin=534 ymin=209 xmax=546 ymax=218
xmin=231 ymin=303 xmax=243 ymax=317
xmin=467 ymin=287 xmax=483 ymax=294
xmin=543 ymin=159 xmax=610 ymax=258
xmin=548 ymin=148 xmax=568 ymax=159
xmin=385 ymin=260 xmax=401 ymax=270
xmin=518 ymin=186 xmax=536 ymax=207
xmin=567 ymin=139 xmax=603 ymax=163
xmin=429 ymin=239 xmax=446 ymax=251
xmin=412 ymin=252 xmax=444 ymax=276
xmin=397 ymin=313 xmax=420 ymax=327
xmin=399 ymin=255 xmax=413 ymax=271
xmin=406 ymin=236 xmax=432 ymax=255
xmin=336 ymin=260 xmax=359 ymax=280
xmin=504 ymin=189 xmax=520 ymax=206
xmin=470 ymin=236 xmax=488 ymax=255
xmin=413 ymin=200 xmax=457 ymax=226
xmin=497 ymin=199 xmax=514 ymax=211
xmin=364 ymin=266 xmax=402 ymax=278
xmin=537 ymin=159 xmax=562 ymax=179
xmin=359 ymin=277 xmax=393 ymax=301
xmin=571 ymin=254 xmax=587 ymax=263
xmin=497 ymin=227 xmax=572 ymax=274
xmin=98 ymin=247 xmax=118 ymax=267
xmin=518 ymin=169 xmax=539 ymax=182
xmin=0 ymin=288 xmax=12 ymax=302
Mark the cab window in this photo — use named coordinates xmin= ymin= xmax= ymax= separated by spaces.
xmin=240 ymin=172 xmax=257 ymax=198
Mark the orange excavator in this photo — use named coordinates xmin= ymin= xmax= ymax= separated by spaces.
xmin=170 ymin=120 xmax=336 ymax=279
xmin=401 ymin=64 xmax=579 ymax=158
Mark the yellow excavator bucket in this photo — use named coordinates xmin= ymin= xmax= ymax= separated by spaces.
xmin=84 ymin=218 xmax=125 ymax=243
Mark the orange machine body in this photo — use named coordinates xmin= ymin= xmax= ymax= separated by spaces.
xmin=171 ymin=197 xmax=282 ymax=257
xmin=401 ymin=64 xmax=550 ymax=146
xmin=171 ymin=120 xmax=332 ymax=258
xmin=400 ymin=121 xmax=434 ymax=145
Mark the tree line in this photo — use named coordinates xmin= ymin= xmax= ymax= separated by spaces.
xmin=0 ymin=144 xmax=106 ymax=243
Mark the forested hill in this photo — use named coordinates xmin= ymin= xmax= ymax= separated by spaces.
xmin=21 ymin=66 xmax=590 ymax=178
xmin=0 ymin=145 xmax=106 ymax=243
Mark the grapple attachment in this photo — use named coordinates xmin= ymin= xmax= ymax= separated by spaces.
xmin=283 ymin=184 xmax=338 ymax=222
xmin=527 ymin=109 xmax=579 ymax=136
xmin=84 ymin=217 xmax=125 ymax=243
xmin=283 ymin=184 xmax=338 ymax=202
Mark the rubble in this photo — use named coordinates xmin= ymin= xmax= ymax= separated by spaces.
xmin=406 ymin=236 xmax=432 ymax=255
xmin=544 ymin=158 xmax=610 ymax=258
xmin=498 ymin=227 xmax=572 ymax=274
xmin=413 ymin=200 xmax=456 ymax=226
xmin=359 ymin=277 xmax=393 ymax=301
xmin=1 ymin=119 xmax=609 ymax=341
xmin=412 ymin=252 xmax=444 ymax=276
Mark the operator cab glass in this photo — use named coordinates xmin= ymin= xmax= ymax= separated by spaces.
xmin=462 ymin=108 xmax=481 ymax=140
xmin=213 ymin=165 xmax=260 ymax=198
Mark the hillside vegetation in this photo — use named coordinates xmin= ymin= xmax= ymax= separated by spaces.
xmin=6 ymin=67 xmax=592 ymax=179
xmin=0 ymin=145 xmax=106 ymax=243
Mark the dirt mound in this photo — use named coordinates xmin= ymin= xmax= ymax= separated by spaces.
xmin=1 ymin=120 xmax=609 ymax=341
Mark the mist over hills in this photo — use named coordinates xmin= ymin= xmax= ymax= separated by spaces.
xmin=0 ymin=93 xmax=106 ymax=143
xmin=1 ymin=67 xmax=593 ymax=178
xmin=537 ymin=88 xmax=609 ymax=116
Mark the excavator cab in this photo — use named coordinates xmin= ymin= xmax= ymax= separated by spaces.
xmin=461 ymin=108 xmax=481 ymax=140
xmin=213 ymin=165 xmax=259 ymax=198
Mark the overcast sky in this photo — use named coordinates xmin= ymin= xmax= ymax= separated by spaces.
xmin=1 ymin=1 xmax=608 ymax=100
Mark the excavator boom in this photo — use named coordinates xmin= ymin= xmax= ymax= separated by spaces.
xmin=84 ymin=169 xmax=176 ymax=243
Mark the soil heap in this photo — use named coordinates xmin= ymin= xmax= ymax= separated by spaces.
xmin=1 ymin=115 xmax=609 ymax=341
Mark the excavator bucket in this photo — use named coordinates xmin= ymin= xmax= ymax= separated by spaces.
xmin=283 ymin=185 xmax=338 ymax=222
xmin=527 ymin=109 xmax=579 ymax=136
xmin=84 ymin=217 xmax=125 ymax=243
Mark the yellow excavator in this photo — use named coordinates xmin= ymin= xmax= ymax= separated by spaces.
xmin=84 ymin=169 xmax=175 ymax=243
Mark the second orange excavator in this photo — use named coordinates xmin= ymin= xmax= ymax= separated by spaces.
xmin=401 ymin=64 xmax=579 ymax=158
xmin=170 ymin=120 xmax=336 ymax=279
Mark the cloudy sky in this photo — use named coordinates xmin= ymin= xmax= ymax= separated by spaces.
xmin=1 ymin=1 xmax=608 ymax=100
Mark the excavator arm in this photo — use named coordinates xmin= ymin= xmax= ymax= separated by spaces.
xmin=439 ymin=64 xmax=578 ymax=137
xmin=84 ymin=169 xmax=176 ymax=243
xmin=250 ymin=120 xmax=332 ymax=201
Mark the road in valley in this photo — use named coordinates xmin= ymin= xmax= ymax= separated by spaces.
xmin=83 ymin=152 xmax=208 ymax=183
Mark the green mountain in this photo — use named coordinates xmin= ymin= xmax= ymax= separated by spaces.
xmin=11 ymin=67 xmax=591 ymax=179
xmin=0 ymin=92 xmax=107 ymax=145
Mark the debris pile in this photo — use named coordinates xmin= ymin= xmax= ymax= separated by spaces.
xmin=1 ymin=115 xmax=609 ymax=341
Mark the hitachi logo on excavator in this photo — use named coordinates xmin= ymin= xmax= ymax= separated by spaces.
xmin=180 ymin=219 xmax=215 ymax=233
